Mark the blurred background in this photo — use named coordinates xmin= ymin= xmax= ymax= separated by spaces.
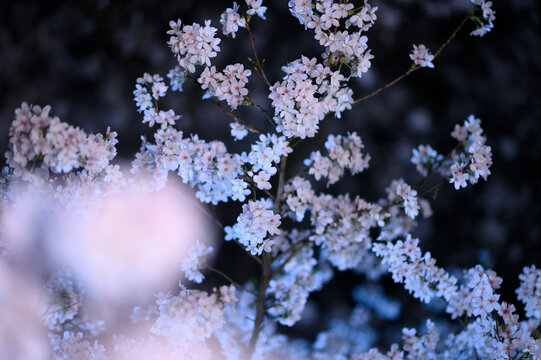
xmin=1 ymin=0 xmax=540 ymax=347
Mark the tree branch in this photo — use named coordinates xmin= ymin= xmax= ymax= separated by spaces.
xmin=215 ymin=100 xmax=265 ymax=134
xmin=246 ymin=22 xmax=271 ymax=88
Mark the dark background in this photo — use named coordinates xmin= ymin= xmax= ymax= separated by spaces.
xmin=1 ymin=0 xmax=540 ymax=346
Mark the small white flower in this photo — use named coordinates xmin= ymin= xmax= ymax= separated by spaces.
xmin=410 ymin=44 xmax=435 ymax=68
xmin=450 ymin=162 xmax=470 ymax=190
xmin=181 ymin=240 xmax=214 ymax=283
xmin=151 ymin=82 xmax=168 ymax=99
xmin=246 ymin=0 xmax=267 ymax=19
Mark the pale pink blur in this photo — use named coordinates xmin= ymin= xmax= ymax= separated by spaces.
xmin=0 ymin=261 xmax=50 ymax=360
xmin=48 ymin=181 xmax=211 ymax=303
xmin=3 ymin=178 xmax=212 ymax=303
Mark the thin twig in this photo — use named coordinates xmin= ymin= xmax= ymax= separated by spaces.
xmin=205 ymin=265 xmax=258 ymax=297
xmin=418 ymin=179 xmax=447 ymax=197
xmin=269 ymin=240 xmax=310 ymax=280
xmin=433 ymin=12 xmax=473 ymax=58
xmin=290 ymin=137 xmax=304 ymax=148
xmin=215 ymin=100 xmax=265 ymax=134
xmin=353 ymin=66 xmax=420 ymax=105
xmin=186 ymin=72 xmax=264 ymax=133
xmin=246 ymin=22 xmax=271 ymax=88
xmin=353 ymin=12 xmax=472 ymax=105
xmin=240 ymin=174 xmax=275 ymax=201
xmin=246 ymin=95 xmax=275 ymax=127
xmin=283 ymin=167 xmax=309 ymax=189
xmin=41 ymin=302 xmax=80 ymax=318
xmin=273 ymin=236 xmax=311 ymax=262
xmin=413 ymin=142 xmax=462 ymax=191
xmin=264 ymin=302 xmax=280 ymax=311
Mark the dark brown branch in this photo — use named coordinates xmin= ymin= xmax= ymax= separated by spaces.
xmin=246 ymin=22 xmax=271 ymax=88
xmin=247 ymin=253 xmax=271 ymax=358
xmin=215 ymin=100 xmax=265 ymax=134
xmin=246 ymin=95 xmax=276 ymax=129
xmin=433 ymin=12 xmax=473 ymax=58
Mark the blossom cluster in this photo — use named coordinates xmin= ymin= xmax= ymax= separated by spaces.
xmin=281 ymin=176 xmax=387 ymax=271
xmin=410 ymin=144 xmax=443 ymax=177
xmin=283 ymin=177 xmax=316 ymax=222
xmin=313 ymin=306 xmax=378 ymax=358
xmin=167 ymin=19 xmax=221 ymax=73
xmin=40 ymin=269 xmax=108 ymax=360
xmin=449 ymin=115 xmax=492 ymax=190
xmin=409 ymin=115 xmax=493 ymax=191
xmin=370 ymin=238 xmax=540 ymax=360
xmin=220 ymin=2 xmax=246 ymax=38
xmin=132 ymin=127 xmax=243 ymax=204
xmin=289 ymin=0 xmax=377 ymax=77
xmin=269 ymin=56 xmax=354 ymax=138
xmin=198 ymin=63 xmax=252 ymax=110
xmin=372 ymin=235 xmax=458 ymax=303
xmin=400 ymin=320 xmax=440 ymax=360
xmin=225 ymin=198 xmax=281 ymax=255
xmin=109 ymin=285 xmax=239 ymax=360
xmin=230 ymin=121 xmax=249 ymax=141
xmin=133 ymin=71 xmax=294 ymax=207
xmin=517 ymin=265 xmax=541 ymax=320
xmin=181 ymin=240 xmax=214 ymax=283
xmin=409 ymin=44 xmax=435 ymax=68
xmin=5 ymin=102 xmax=118 ymax=178
xmin=470 ymin=0 xmax=496 ymax=37
xmin=245 ymin=133 xmax=292 ymax=190
xmin=305 ymin=132 xmax=370 ymax=186
xmin=220 ymin=1 xmax=267 ymax=39
xmin=134 ymin=73 xmax=181 ymax=128
xmin=446 ymin=265 xmax=502 ymax=319
xmin=267 ymin=241 xmax=332 ymax=326
xmin=42 ymin=269 xmax=84 ymax=331
xmin=167 ymin=66 xmax=187 ymax=92
xmin=378 ymin=183 xmax=423 ymax=242
xmin=286 ymin=176 xmax=382 ymax=231
xmin=387 ymin=179 xmax=420 ymax=219
xmin=50 ymin=331 xmax=106 ymax=360
xmin=150 ymin=286 xmax=237 ymax=355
